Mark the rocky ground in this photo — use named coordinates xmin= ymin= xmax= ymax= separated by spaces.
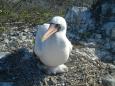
xmin=0 ymin=0 xmax=115 ymax=86
xmin=0 ymin=23 xmax=115 ymax=86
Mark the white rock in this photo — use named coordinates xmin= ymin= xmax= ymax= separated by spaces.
xmin=4 ymin=39 xmax=9 ymax=44
xmin=22 ymin=36 xmax=27 ymax=40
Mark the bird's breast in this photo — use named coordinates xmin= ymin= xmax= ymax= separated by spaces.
xmin=40 ymin=35 xmax=70 ymax=66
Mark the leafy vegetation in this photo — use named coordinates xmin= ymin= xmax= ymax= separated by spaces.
xmin=0 ymin=0 xmax=66 ymax=25
xmin=0 ymin=0 xmax=96 ymax=25
xmin=0 ymin=8 xmax=64 ymax=25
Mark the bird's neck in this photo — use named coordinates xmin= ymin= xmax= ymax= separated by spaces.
xmin=60 ymin=26 xmax=67 ymax=35
xmin=55 ymin=30 xmax=66 ymax=38
xmin=62 ymin=30 xmax=66 ymax=35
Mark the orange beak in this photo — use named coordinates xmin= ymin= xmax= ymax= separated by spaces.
xmin=41 ymin=24 xmax=58 ymax=42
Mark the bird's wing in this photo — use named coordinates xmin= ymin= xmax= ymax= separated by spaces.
xmin=35 ymin=24 xmax=50 ymax=45
xmin=34 ymin=24 xmax=49 ymax=55
xmin=65 ymin=36 xmax=73 ymax=53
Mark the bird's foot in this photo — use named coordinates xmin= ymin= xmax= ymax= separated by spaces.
xmin=46 ymin=64 xmax=68 ymax=75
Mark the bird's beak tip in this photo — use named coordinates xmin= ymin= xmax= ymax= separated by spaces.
xmin=41 ymin=37 xmax=45 ymax=42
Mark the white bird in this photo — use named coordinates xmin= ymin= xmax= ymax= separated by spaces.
xmin=34 ymin=16 xmax=73 ymax=74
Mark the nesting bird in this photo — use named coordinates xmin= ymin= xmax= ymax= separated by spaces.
xmin=34 ymin=16 xmax=72 ymax=74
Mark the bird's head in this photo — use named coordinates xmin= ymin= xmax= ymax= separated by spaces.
xmin=41 ymin=16 xmax=67 ymax=42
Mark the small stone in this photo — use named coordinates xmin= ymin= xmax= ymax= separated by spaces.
xmin=10 ymin=32 xmax=19 ymax=36
xmin=11 ymin=26 xmax=18 ymax=30
xmin=22 ymin=36 xmax=27 ymax=40
xmin=24 ymin=28 xmax=29 ymax=32
xmin=4 ymin=39 xmax=9 ymax=44
xmin=11 ymin=36 xmax=17 ymax=40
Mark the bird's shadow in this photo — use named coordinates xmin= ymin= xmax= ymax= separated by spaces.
xmin=0 ymin=48 xmax=47 ymax=86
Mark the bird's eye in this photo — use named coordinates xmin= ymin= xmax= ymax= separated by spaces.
xmin=55 ymin=24 xmax=61 ymax=31
xmin=50 ymin=23 xmax=61 ymax=31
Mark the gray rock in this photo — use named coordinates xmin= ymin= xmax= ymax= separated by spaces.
xmin=95 ymin=38 xmax=103 ymax=44
xmin=108 ymin=64 xmax=115 ymax=69
xmin=98 ymin=0 xmax=114 ymax=22
xmin=95 ymin=34 xmax=102 ymax=39
xmin=75 ymin=47 xmax=98 ymax=60
xmin=95 ymin=49 xmax=111 ymax=60
xmin=111 ymin=41 xmax=115 ymax=52
xmin=87 ymin=38 xmax=96 ymax=42
xmin=65 ymin=6 xmax=95 ymax=42
xmin=102 ymin=22 xmax=115 ymax=38
xmin=101 ymin=2 xmax=110 ymax=16
xmin=0 ymin=82 xmax=13 ymax=86
xmin=104 ymin=42 xmax=111 ymax=50
xmin=104 ymin=55 xmax=113 ymax=62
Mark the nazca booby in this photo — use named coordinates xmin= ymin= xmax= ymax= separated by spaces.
xmin=34 ymin=16 xmax=73 ymax=74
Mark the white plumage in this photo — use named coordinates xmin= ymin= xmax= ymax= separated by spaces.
xmin=34 ymin=16 xmax=72 ymax=74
